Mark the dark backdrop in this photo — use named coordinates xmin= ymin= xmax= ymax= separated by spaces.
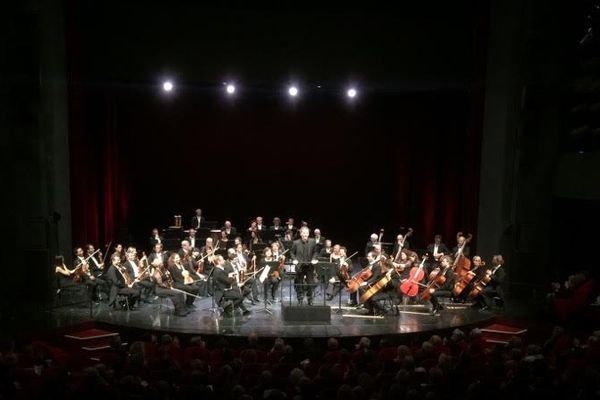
xmin=66 ymin=0 xmax=487 ymax=254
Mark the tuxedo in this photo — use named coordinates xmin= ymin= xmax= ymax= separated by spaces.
xmin=426 ymin=242 xmax=450 ymax=259
xmin=291 ymin=238 xmax=317 ymax=303
xmin=221 ymin=227 xmax=238 ymax=239
xmin=105 ymin=264 xmax=140 ymax=308
xmin=391 ymin=240 xmax=411 ymax=257
xmin=185 ymin=236 xmax=198 ymax=249
xmin=148 ymin=251 xmax=166 ymax=266
xmin=191 ymin=215 xmax=205 ymax=229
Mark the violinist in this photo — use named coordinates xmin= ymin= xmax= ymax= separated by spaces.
xmin=261 ymin=247 xmax=279 ymax=303
xmin=111 ymin=243 xmax=125 ymax=264
xmin=184 ymin=247 xmax=208 ymax=297
xmin=167 ymin=253 xmax=202 ymax=309
xmin=285 ymin=218 xmax=297 ymax=238
xmin=85 ymin=244 xmax=108 ymax=300
xmin=426 ymin=234 xmax=450 ymax=266
xmin=148 ymin=228 xmax=163 ymax=248
xmin=428 ymin=255 xmax=455 ymax=316
xmin=325 ymin=246 xmax=349 ymax=301
xmin=471 ymin=255 xmax=505 ymax=310
xmin=185 ymin=228 xmax=198 ymax=250
xmin=55 ymin=255 xmax=76 ymax=286
xmin=213 ymin=255 xmax=250 ymax=317
xmin=217 ymin=230 xmax=230 ymax=249
xmin=152 ymin=260 xmax=189 ymax=317
xmin=318 ymin=240 xmax=333 ymax=259
xmin=105 ymin=253 xmax=141 ymax=310
xmin=125 ymin=247 xmax=154 ymax=300
xmin=71 ymin=247 xmax=102 ymax=300
xmin=148 ymin=243 xmax=166 ymax=266
xmin=227 ymin=248 xmax=255 ymax=304
xmin=235 ymin=244 xmax=259 ymax=303
xmin=392 ymin=249 xmax=412 ymax=281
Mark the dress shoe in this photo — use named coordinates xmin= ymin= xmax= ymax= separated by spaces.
xmin=242 ymin=309 xmax=251 ymax=316
xmin=186 ymin=303 xmax=197 ymax=309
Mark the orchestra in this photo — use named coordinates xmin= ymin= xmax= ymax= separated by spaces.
xmin=56 ymin=210 xmax=507 ymax=320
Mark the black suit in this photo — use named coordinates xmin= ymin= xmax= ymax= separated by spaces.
xmin=221 ymin=227 xmax=238 ymax=239
xmin=168 ymin=263 xmax=202 ymax=306
xmin=105 ymin=264 xmax=140 ymax=308
xmin=214 ymin=263 xmax=246 ymax=314
xmin=426 ymin=243 xmax=450 ymax=258
xmin=149 ymin=236 xmax=163 ymax=248
xmin=452 ymin=245 xmax=471 ymax=258
xmin=191 ymin=215 xmax=205 ymax=229
xmin=291 ymin=238 xmax=317 ymax=303
xmin=391 ymin=241 xmax=411 ymax=257
xmin=474 ymin=265 xmax=506 ymax=308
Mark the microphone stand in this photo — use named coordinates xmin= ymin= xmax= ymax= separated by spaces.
xmin=201 ymin=266 xmax=219 ymax=316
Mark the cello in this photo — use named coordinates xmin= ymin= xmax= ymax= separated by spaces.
xmin=400 ymin=254 xmax=428 ymax=297
xmin=453 ymin=259 xmax=484 ymax=297
xmin=359 ymin=257 xmax=401 ymax=303
xmin=421 ymin=261 xmax=451 ymax=301
xmin=346 ymin=256 xmax=379 ymax=293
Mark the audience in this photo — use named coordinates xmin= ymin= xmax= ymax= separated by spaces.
xmin=1 ymin=326 xmax=600 ymax=399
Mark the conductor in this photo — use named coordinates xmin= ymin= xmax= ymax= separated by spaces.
xmin=291 ymin=226 xmax=318 ymax=305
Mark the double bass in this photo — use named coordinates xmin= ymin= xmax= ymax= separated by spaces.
xmin=453 ymin=232 xmax=472 ymax=277
xmin=400 ymin=254 xmax=428 ymax=297
xmin=392 ymin=227 xmax=414 ymax=261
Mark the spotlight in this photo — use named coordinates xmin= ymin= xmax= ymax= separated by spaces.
xmin=288 ymin=86 xmax=299 ymax=97
xmin=162 ymin=80 xmax=174 ymax=92
xmin=226 ymin=84 xmax=236 ymax=94
xmin=346 ymin=88 xmax=358 ymax=98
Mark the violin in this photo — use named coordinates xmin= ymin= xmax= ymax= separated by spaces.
xmin=339 ymin=251 xmax=359 ymax=282
xmin=400 ymin=254 xmax=428 ymax=297
xmin=270 ymin=249 xmax=289 ymax=280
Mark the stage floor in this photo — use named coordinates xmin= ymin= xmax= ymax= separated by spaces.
xmin=51 ymin=283 xmax=495 ymax=338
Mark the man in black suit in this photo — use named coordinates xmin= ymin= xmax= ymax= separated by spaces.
xmin=190 ymin=208 xmax=204 ymax=229
xmin=426 ymin=234 xmax=450 ymax=267
xmin=214 ymin=255 xmax=250 ymax=317
xmin=313 ymin=229 xmax=326 ymax=254
xmin=291 ymin=226 xmax=318 ymax=305
xmin=148 ymin=243 xmax=167 ymax=266
xmin=149 ymin=228 xmax=163 ymax=249
xmin=364 ymin=233 xmax=379 ymax=256
xmin=472 ymin=255 xmax=506 ymax=310
xmin=270 ymin=217 xmax=284 ymax=233
xmin=452 ymin=233 xmax=471 ymax=258
xmin=221 ymin=220 xmax=237 ymax=239
xmin=391 ymin=234 xmax=411 ymax=258
xmin=255 ymin=216 xmax=267 ymax=232
xmin=185 ymin=228 xmax=199 ymax=250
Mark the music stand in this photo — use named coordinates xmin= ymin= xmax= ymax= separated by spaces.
xmin=201 ymin=266 xmax=220 ymax=316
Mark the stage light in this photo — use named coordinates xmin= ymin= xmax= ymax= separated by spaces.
xmin=162 ymin=80 xmax=174 ymax=92
xmin=288 ymin=86 xmax=299 ymax=97
xmin=347 ymin=88 xmax=357 ymax=98
xmin=226 ymin=84 xmax=236 ymax=94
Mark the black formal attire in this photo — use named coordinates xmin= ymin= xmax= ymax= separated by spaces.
xmin=191 ymin=215 xmax=205 ymax=229
xmin=86 ymin=255 xmax=109 ymax=300
xmin=429 ymin=267 xmax=456 ymax=313
xmin=125 ymin=259 xmax=154 ymax=300
xmin=318 ymin=248 xmax=333 ymax=260
xmin=169 ymin=262 xmax=202 ymax=306
xmin=426 ymin=242 xmax=451 ymax=271
xmin=221 ymin=227 xmax=238 ymax=239
xmin=452 ymin=245 xmax=471 ymax=258
xmin=105 ymin=264 xmax=141 ymax=309
xmin=213 ymin=263 xmax=247 ymax=315
xmin=358 ymin=262 xmax=388 ymax=314
xmin=364 ymin=241 xmax=377 ymax=256
xmin=313 ymin=236 xmax=326 ymax=254
xmin=74 ymin=257 xmax=103 ymax=301
xmin=148 ymin=251 xmax=167 ymax=266
xmin=391 ymin=240 xmax=411 ymax=257
xmin=153 ymin=268 xmax=187 ymax=316
xmin=291 ymin=238 xmax=317 ymax=304
xmin=149 ymin=235 xmax=164 ymax=248
xmin=325 ymin=256 xmax=349 ymax=300
xmin=473 ymin=265 xmax=506 ymax=308
xmin=185 ymin=236 xmax=199 ymax=250
xmin=260 ymin=258 xmax=280 ymax=302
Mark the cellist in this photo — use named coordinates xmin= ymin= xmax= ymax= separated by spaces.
xmin=356 ymin=251 xmax=387 ymax=315
xmin=428 ymin=255 xmax=455 ymax=316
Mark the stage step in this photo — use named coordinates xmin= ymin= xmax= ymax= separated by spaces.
xmin=480 ymin=323 xmax=527 ymax=344
xmin=64 ymin=328 xmax=122 ymax=352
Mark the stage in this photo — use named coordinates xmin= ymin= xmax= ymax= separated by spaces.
xmin=51 ymin=280 xmax=495 ymax=339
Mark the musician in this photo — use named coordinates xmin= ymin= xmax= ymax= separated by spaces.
xmin=149 ymin=228 xmax=163 ymax=248
xmin=105 ymin=254 xmax=141 ymax=310
xmin=213 ymin=255 xmax=250 ymax=317
xmin=248 ymin=230 xmax=263 ymax=250
xmin=191 ymin=208 xmax=204 ymax=229
xmin=228 ymin=248 xmax=255 ymax=304
xmin=186 ymin=228 xmax=199 ymax=250
xmin=318 ymin=240 xmax=333 ymax=259
xmin=452 ymin=233 xmax=471 ymax=258
xmin=167 ymin=253 xmax=202 ymax=309
xmin=55 ymin=255 xmax=76 ymax=286
xmin=357 ymin=251 xmax=388 ymax=315
xmin=291 ymin=226 xmax=318 ymax=305
xmin=152 ymin=260 xmax=189 ymax=317
xmin=85 ymin=244 xmax=108 ymax=300
xmin=260 ymin=247 xmax=280 ymax=303
xmin=364 ymin=233 xmax=379 ymax=256
xmin=325 ymin=247 xmax=349 ymax=300
xmin=148 ymin=243 xmax=167 ymax=266
xmin=221 ymin=220 xmax=237 ymax=239
xmin=111 ymin=244 xmax=125 ymax=264
xmin=283 ymin=230 xmax=294 ymax=244
xmin=313 ymin=229 xmax=326 ymax=253
xmin=270 ymin=217 xmax=284 ymax=233
xmin=392 ymin=249 xmax=412 ymax=281
xmin=391 ymin=234 xmax=411 ymax=257
xmin=255 ymin=216 xmax=267 ymax=232
xmin=183 ymin=247 xmax=208 ymax=297
xmin=285 ymin=218 xmax=297 ymax=238
xmin=428 ymin=255 xmax=455 ymax=315
xmin=124 ymin=247 xmax=154 ymax=300
xmin=472 ymin=255 xmax=505 ymax=310
xmin=218 ymin=230 xmax=230 ymax=249
xmin=426 ymin=235 xmax=450 ymax=265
